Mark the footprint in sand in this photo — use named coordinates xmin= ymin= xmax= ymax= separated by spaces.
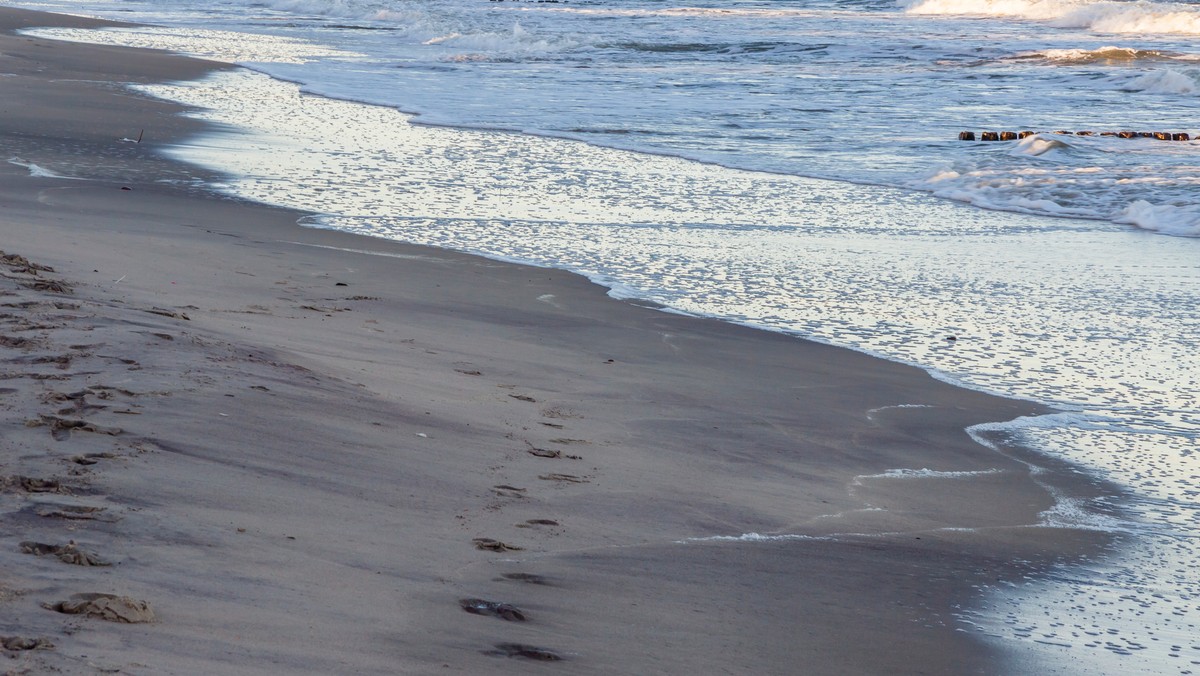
xmin=515 ymin=519 xmax=561 ymax=530
xmin=143 ymin=307 xmax=190 ymax=321
xmin=25 ymin=415 xmax=122 ymax=441
xmin=1 ymin=636 xmax=54 ymax=651
xmin=497 ymin=572 xmax=552 ymax=586
xmin=70 ymin=452 xmax=118 ymax=466
xmin=15 ymin=354 xmax=72 ymax=370
xmin=55 ymin=398 xmax=107 ymax=416
xmin=0 ymin=334 xmax=40 ymax=349
xmin=484 ymin=643 xmax=562 ymax=661
xmin=492 ymin=485 xmax=527 ymax=499
xmin=540 ymin=406 xmax=582 ymax=420
xmin=473 ymin=538 xmax=525 ymax=553
xmin=15 ymin=279 xmax=72 ymax=294
xmin=525 ymin=444 xmax=581 ymax=460
xmin=3 ymin=476 xmax=69 ymax=494
xmin=0 ymin=252 xmax=54 ymax=273
xmin=6 ymin=372 xmax=71 ymax=382
xmin=40 ymin=390 xmax=87 ymax=404
xmin=20 ymin=541 xmax=110 ymax=566
xmin=458 ymin=598 xmax=527 ymax=621
xmin=539 ymin=474 xmax=589 ymax=484
xmin=31 ymin=504 xmax=118 ymax=523
xmin=86 ymin=385 xmax=143 ymax=398
xmin=43 ymin=593 xmax=154 ymax=623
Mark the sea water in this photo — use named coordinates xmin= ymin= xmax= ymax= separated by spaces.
xmin=4 ymin=0 xmax=1199 ymax=672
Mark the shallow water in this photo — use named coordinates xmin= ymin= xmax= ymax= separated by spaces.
xmin=7 ymin=0 xmax=1200 ymax=672
xmin=14 ymin=0 xmax=1200 ymax=233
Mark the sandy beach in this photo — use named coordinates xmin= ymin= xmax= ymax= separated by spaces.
xmin=0 ymin=7 xmax=1113 ymax=674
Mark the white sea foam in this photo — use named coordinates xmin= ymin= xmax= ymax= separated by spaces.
xmin=903 ymin=0 xmax=1200 ymax=35
xmin=1037 ymin=496 xmax=1140 ymax=532
xmin=970 ymin=412 xmax=1125 ymax=438
xmin=256 ymin=0 xmax=382 ymax=20
xmin=20 ymin=26 xmax=352 ymax=64
xmin=902 ymin=0 xmax=1075 ymax=20
xmin=1053 ymin=2 xmax=1200 ymax=35
xmin=681 ymin=532 xmax=829 ymax=544
xmin=579 ymin=7 xmax=820 ymax=19
xmin=915 ymin=167 xmax=1109 ymax=220
xmin=913 ymin=151 xmax=1200 ymax=235
xmin=423 ymin=23 xmax=585 ymax=61
xmin=1116 ymin=68 xmax=1198 ymax=94
xmin=1010 ymin=134 xmax=1071 ymax=157
xmin=1115 ymin=199 xmax=1200 ymax=236
xmin=8 ymin=158 xmax=75 ymax=179
xmin=857 ymin=468 xmax=1006 ymax=481
xmin=865 ymin=403 xmax=934 ymax=417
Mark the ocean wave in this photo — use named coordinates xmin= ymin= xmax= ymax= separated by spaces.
xmin=1011 ymin=134 xmax=1073 ymax=156
xmin=254 ymin=0 xmax=465 ymax=42
xmin=1011 ymin=45 xmax=1182 ymax=63
xmin=1115 ymin=200 xmax=1200 ymax=236
xmin=257 ymin=0 xmax=395 ymax=21
xmin=902 ymin=0 xmax=1200 ymax=36
xmin=1052 ymin=1 xmax=1200 ymax=35
xmin=424 ymin=23 xmax=587 ymax=60
xmin=902 ymin=0 xmax=1074 ymax=20
xmin=7 ymin=158 xmax=76 ymax=179
xmin=915 ymin=167 xmax=1107 ymax=219
xmin=535 ymin=6 xmax=823 ymax=19
xmin=914 ymin=135 xmax=1200 ymax=237
xmin=1115 ymin=68 xmax=1198 ymax=94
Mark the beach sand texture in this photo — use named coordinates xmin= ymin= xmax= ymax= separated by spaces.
xmin=0 ymin=8 xmax=1109 ymax=674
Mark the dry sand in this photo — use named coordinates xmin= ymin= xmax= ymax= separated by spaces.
xmin=0 ymin=7 xmax=1112 ymax=674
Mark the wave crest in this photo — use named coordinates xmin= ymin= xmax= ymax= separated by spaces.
xmin=1118 ymin=68 xmax=1198 ymax=94
xmin=1012 ymin=134 xmax=1072 ymax=156
xmin=902 ymin=0 xmax=1200 ymax=36
xmin=1115 ymin=200 xmax=1200 ymax=236
xmin=1028 ymin=45 xmax=1177 ymax=63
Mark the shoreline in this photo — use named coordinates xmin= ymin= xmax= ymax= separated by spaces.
xmin=0 ymin=6 xmax=1115 ymax=674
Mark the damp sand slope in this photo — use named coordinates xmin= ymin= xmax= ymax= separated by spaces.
xmin=0 ymin=8 xmax=1111 ymax=674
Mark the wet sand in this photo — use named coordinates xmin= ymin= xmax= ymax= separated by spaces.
xmin=0 ymin=7 xmax=1111 ymax=674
